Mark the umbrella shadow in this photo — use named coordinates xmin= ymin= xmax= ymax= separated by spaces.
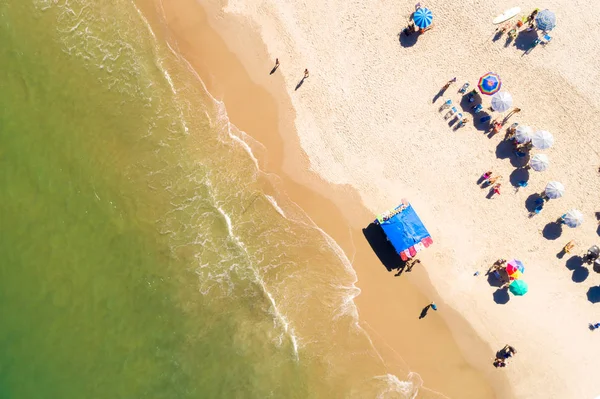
xmin=493 ymin=288 xmax=510 ymax=304
xmin=398 ymin=30 xmax=419 ymax=48
xmin=515 ymin=29 xmax=539 ymax=51
xmin=587 ymin=286 xmax=600 ymax=303
xmin=362 ymin=223 xmax=405 ymax=272
xmin=495 ymin=140 xmax=529 ymax=167
xmin=566 ymin=256 xmax=589 ymax=283
xmin=525 ymin=193 xmax=544 ymax=212
xmin=509 ymin=168 xmax=530 ymax=188
xmin=474 ymin=113 xmax=492 ymax=132
xmin=495 ymin=139 xmax=514 ymax=160
xmin=542 ymin=222 xmax=563 ymax=240
xmin=486 ymin=269 xmax=508 ymax=287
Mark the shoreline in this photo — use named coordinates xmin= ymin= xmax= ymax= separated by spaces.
xmin=135 ymin=0 xmax=513 ymax=397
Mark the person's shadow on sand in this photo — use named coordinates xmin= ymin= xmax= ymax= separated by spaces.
xmin=419 ymin=304 xmax=432 ymax=319
xmin=295 ymin=78 xmax=305 ymax=91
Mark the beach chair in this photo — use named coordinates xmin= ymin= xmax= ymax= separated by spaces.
xmin=480 ymin=115 xmax=492 ymax=124
xmin=439 ymin=99 xmax=452 ymax=111
xmin=541 ymin=34 xmax=552 ymax=44
xmin=444 ymin=107 xmax=458 ymax=120
xmin=458 ymin=83 xmax=469 ymax=94
xmin=471 ymin=104 xmax=483 ymax=113
xmin=534 ymin=205 xmax=543 ymax=215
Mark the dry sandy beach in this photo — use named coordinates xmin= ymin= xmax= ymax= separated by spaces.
xmin=140 ymin=0 xmax=600 ymax=397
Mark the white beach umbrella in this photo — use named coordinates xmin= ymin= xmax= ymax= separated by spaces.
xmin=545 ymin=181 xmax=565 ymax=199
xmin=563 ymin=209 xmax=584 ymax=228
xmin=515 ymin=125 xmax=532 ymax=144
xmin=532 ymin=130 xmax=554 ymax=149
xmin=491 ymin=91 xmax=513 ymax=113
xmin=529 ymin=153 xmax=549 ymax=172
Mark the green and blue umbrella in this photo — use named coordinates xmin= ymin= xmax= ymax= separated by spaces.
xmin=509 ymin=280 xmax=528 ymax=296
xmin=535 ymin=9 xmax=556 ymax=32
xmin=413 ymin=8 xmax=433 ymax=29
xmin=478 ymin=72 xmax=502 ymax=95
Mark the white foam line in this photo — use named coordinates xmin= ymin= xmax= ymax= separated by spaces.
xmin=265 ymin=194 xmax=286 ymax=217
xmin=134 ymin=2 xmax=403 ymax=377
xmin=171 ymin=51 xmax=262 ymax=172
xmin=215 ymin=203 xmax=300 ymax=360
xmin=132 ymin=2 xmax=189 ymax=135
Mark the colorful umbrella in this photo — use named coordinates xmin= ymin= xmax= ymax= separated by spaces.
xmin=509 ymin=270 xmax=523 ymax=280
xmin=535 ymin=9 xmax=556 ymax=31
xmin=413 ymin=8 xmax=433 ymax=29
xmin=563 ymin=209 xmax=584 ymax=228
xmin=515 ymin=125 xmax=532 ymax=144
xmin=491 ymin=91 xmax=513 ymax=113
xmin=478 ymin=73 xmax=502 ymax=95
xmin=529 ymin=153 xmax=549 ymax=172
xmin=506 ymin=259 xmax=525 ymax=275
xmin=545 ymin=181 xmax=565 ymax=199
xmin=509 ymin=280 xmax=528 ymax=296
xmin=532 ymin=130 xmax=554 ymax=149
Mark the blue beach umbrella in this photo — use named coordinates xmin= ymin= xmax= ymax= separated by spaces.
xmin=478 ymin=72 xmax=502 ymax=95
xmin=413 ymin=8 xmax=433 ymax=29
xmin=535 ymin=9 xmax=556 ymax=32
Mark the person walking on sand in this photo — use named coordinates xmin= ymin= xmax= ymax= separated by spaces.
xmin=442 ymin=78 xmax=457 ymax=91
xmin=304 ymin=69 xmax=309 ymax=79
xmin=270 ymin=58 xmax=280 ymax=75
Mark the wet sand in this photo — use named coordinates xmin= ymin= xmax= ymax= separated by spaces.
xmin=135 ymin=0 xmax=512 ymax=397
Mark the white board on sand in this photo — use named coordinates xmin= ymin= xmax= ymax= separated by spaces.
xmin=493 ymin=7 xmax=521 ymax=24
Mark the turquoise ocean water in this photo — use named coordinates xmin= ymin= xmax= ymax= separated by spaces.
xmin=0 ymin=1 xmax=426 ymax=397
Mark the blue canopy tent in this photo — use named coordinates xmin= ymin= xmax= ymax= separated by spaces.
xmin=375 ymin=202 xmax=432 ymax=261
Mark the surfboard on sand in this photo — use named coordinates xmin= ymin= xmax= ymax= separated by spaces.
xmin=493 ymin=7 xmax=521 ymax=24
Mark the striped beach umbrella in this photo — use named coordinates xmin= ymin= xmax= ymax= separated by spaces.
xmin=545 ymin=181 xmax=565 ymax=199
xmin=529 ymin=153 xmax=549 ymax=172
xmin=478 ymin=72 xmax=502 ymax=95
xmin=563 ymin=209 xmax=584 ymax=228
xmin=509 ymin=280 xmax=528 ymax=296
xmin=413 ymin=7 xmax=433 ymax=29
xmin=535 ymin=9 xmax=556 ymax=31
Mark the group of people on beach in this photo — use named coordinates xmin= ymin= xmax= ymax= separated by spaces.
xmin=494 ymin=345 xmax=517 ymax=368
xmin=271 ymin=58 xmax=309 ymax=83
